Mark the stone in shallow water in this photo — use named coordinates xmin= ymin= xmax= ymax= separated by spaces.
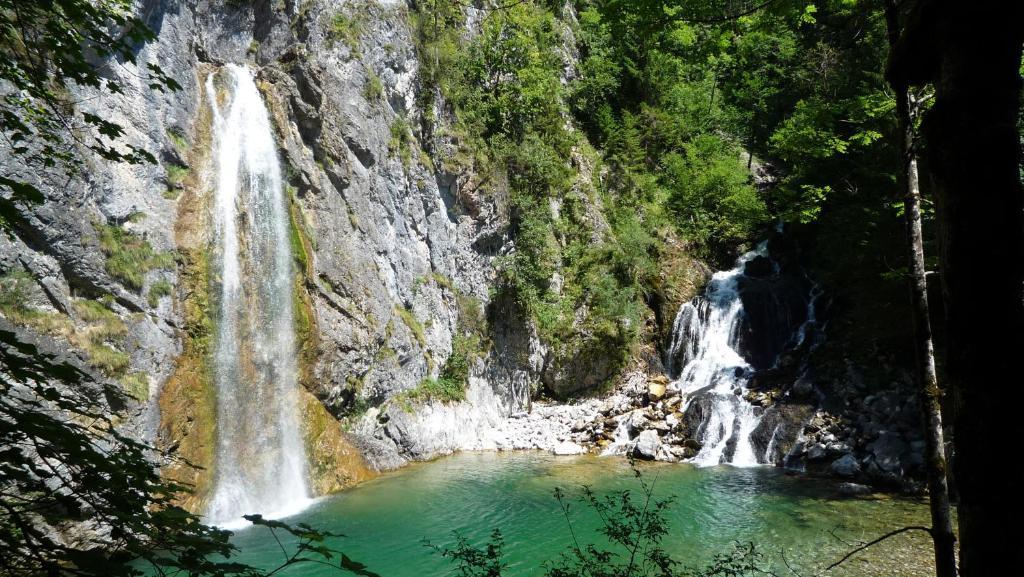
xmin=631 ymin=430 xmax=661 ymax=460
xmin=837 ymin=482 xmax=872 ymax=496
xmin=551 ymin=441 xmax=586 ymax=456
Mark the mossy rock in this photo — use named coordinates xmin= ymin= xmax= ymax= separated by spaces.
xmin=300 ymin=390 xmax=375 ymax=494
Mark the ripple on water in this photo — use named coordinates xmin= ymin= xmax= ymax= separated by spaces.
xmin=223 ymin=452 xmax=939 ymax=577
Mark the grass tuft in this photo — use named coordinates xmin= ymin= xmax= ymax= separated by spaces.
xmin=395 ymin=305 xmax=426 ymax=348
xmin=147 ymin=279 xmax=172 ymax=308
xmin=402 ymin=376 xmax=466 ymax=404
xmin=96 ymin=223 xmax=175 ymax=291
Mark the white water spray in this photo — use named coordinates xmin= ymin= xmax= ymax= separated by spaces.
xmin=669 ymin=244 xmax=769 ymax=467
xmin=204 ymin=65 xmax=310 ymax=527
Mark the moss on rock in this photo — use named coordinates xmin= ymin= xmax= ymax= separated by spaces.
xmin=300 ymin=390 xmax=375 ymax=494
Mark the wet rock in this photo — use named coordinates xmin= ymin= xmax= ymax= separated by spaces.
xmin=625 ymin=410 xmax=648 ymax=436
xmin=735 ymin=273 xmax=810 ymax=369
xmin=837 ymin=482 xmax=872 ymax=496
xmin=830 ymin=454 xmax=861 ymax=478
xmin=743 ymin=255 xmax=774 ymax=278
xmin=749 ymin=402 xmax=814 ymax=464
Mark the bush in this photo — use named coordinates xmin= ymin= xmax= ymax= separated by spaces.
xmin=85 ymin=342 xmax=130 ymax=375
xmin=389 ymin=116 xmax=413 ymax=166
xmin=166 ymin=163 xmax=189 ymax=186
xmin=166 ymin=127 xmax=189 ymax=152
xmin=363 ymin=71 xmax=383 ymax=102
xmin=121 ymin=371 xmax=150 ymax=401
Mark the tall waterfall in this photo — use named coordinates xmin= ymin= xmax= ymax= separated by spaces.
xmin=204 ymin=65 xmax=310 ymax=527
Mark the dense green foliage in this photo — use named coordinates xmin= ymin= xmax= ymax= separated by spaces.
xmin=410 ymin=0 xmax=928 ymax=391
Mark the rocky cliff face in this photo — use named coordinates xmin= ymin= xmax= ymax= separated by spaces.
xmin=0 ymin=0 xmax=584 ymax=491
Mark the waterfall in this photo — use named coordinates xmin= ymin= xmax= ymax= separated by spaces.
xmin=667 ymin=242 xmax=775 ymax=467
xmin=204 ymin=65 xmax=310 ymax=527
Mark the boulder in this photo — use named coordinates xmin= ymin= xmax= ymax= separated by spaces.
xmin=867 ymin=431 xmax=908 ymax=475
xmin=792 ymin=376 xmax=814 ymax=398
xmin=625 ymin=410 xmax=648 ymax=436
xmin=552 ymin=441 xmax=586 ymax=456
xmin=648 ymin=381 xmax=667 ymax=402
xmin=806 ymin=443 xmax=827 ymax=461
xmin=655 ymin=446 xmax=677 ymax=462
xmin=829 ymin=454 xmax=861 ymax=478
xmin=631 ymin=430 xmax=662 ymax=461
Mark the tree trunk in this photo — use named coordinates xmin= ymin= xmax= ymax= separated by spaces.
xmin=883 ymin=5 xmax=957 ymax=576
xmin=889 ymin=1 xmax=1024 ymax=574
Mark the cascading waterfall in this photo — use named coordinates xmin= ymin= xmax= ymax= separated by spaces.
xmin=668 ymin=244 xmax=770 ymax=467
xmin=204 ymin=65 xmax=310 ymax=527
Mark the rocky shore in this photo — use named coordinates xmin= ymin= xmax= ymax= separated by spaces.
xmin=441 ymin=366 xmax=932 ymax=494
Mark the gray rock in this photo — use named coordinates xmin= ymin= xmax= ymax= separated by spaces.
xmin=868 ymin=431 xmax=908 ymax=475
xmin=792 ymin=376 xmax=814 ymax=397
xmin=625 ymin=410 xmax=648 ymax=436
xmin=631 ymin=430 xmax=661 ymax=461
xmin=830 ymin=454 xmax=861 ymax=478
xmin=806 ymin=443 xmax=827 ymax=461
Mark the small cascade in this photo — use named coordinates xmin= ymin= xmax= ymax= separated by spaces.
xmin=204 ymin=65 xmax=310 ymax=527
xmin=600 ymin=417 xmax=633 ymax=456
xmin=666 ymin=239 xmax=815 ymax=467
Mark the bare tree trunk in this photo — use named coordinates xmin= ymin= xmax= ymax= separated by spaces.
xmin=884 ymin=3 xmax=957 ymax=576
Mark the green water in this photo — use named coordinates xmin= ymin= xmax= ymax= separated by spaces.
xmin=225 ymin=452 xmax=935 ymax=576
